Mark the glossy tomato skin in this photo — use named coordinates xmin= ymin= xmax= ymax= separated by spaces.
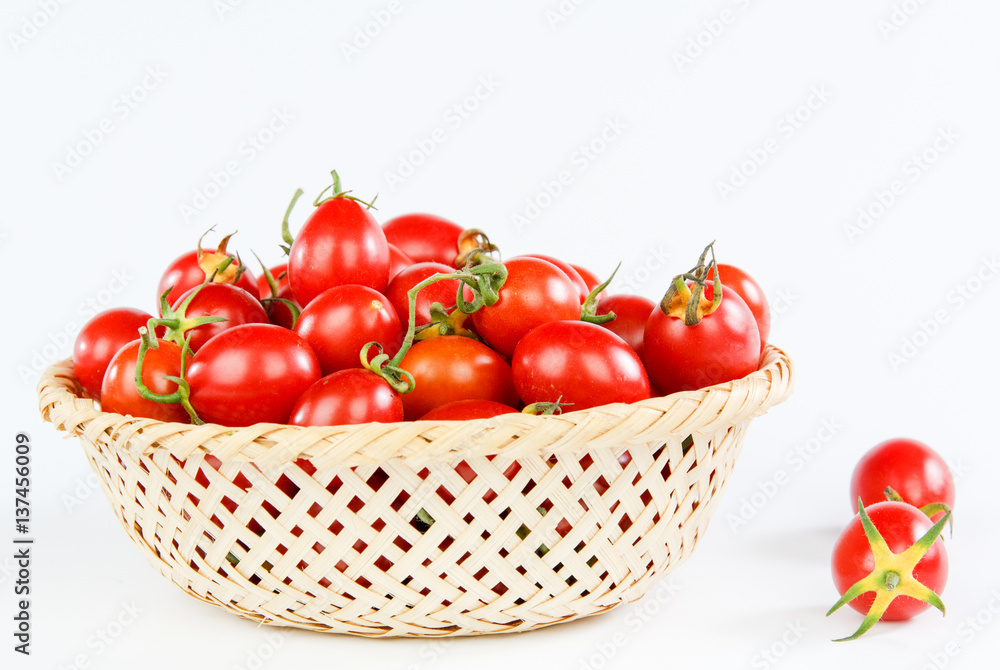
xmin=171 ymin=283 xmax=269 ymax=352
xmin=382 ymin=213 xmax=463 ymax=266
xmin=571 ymin=264 xmax=602 ymax=293
xmin=517 ymin=254 xmax=590 ymax=303
xmin=387 ymin=243 xmax=414 ymax=281
xmin=264 ymin=298 xmax=299 ymax=330
xmin=293 ymin=285 xmax=403 ymax=375
xmin=288 ymin=198 xmax=390 ymax=305
xmin=385 ymin=262 xmax=459 ymax=328
xmin=596 ymin=294 xmax=656 ymax=360
xmin=850 ymin=439 xmax=955 ymax=519
xmin=832 ymin=501 xmax=948 ymax=620
xmin=512 ymin=321 xmax=650 ymax=411
xmin=708 ymin=264 xmax=770 ymax=351
xmin=157 ymin=249 xmax=259 ymax=310
xmin=73 ymin=308 xmax=152 ymax=400
xmin=100 ymin=339 xmax=190 ymax=423
xmin=419 ymin=399 xmax=518 ymax=421
xmin=469 ymin=257 xmax=581 ymax=358
xmin=187 ymin=324 xmax=321 ymax=426
xmin=398 ymin=336 xmax=520 ymax=421
xmin=572 ymin=263 xmax=609 ymax=304
xmin=289 ymin=369 xmax=403 ymax=426
xmin=642 ymin=290 xmax=760 ymax=395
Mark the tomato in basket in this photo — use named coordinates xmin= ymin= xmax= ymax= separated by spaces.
xmin=595 ymin=294 xmax=655 ymax=359
xmin=284 ymin=173 xmax=390 ymax=305
xmin=515 ymin=254 xmax=591 ymax=303
xmin=707 ymin=263 xmax=770 ymax=352
xmin=163 ymin=282 xmax=268 ymax=353
xmin=256 ymin=262 xmax=300 ymax=329
xmin=157 ymin=230 xmax=259 ymax=310
xmin=100 ymin=338 xmax=190 ymax=423
xmin=468 ymin=256 xmax=582 ymax=358
xmin=70 ymin=163 xmax=783 ymax=432
xmin=382 ymin=213 xmax=464 ymax=266
xmin=512 ymin=320 xmax=650 ymax=411
xmin=643 ymin=243 xmax=760 ymax=395
xmin=289 ymin=369 xmax=403 ymax=426
xmin=385 ymin=262 xmax=461 ymax=328
xmin=73 ymin=307 xmax=154 ymax=400
xmin=293 ymin=284 xmax=403 ymax=375
xmin=398 ymin=335 xmax=519 ymax=421
xmin=186 ymin=324 xmax=321 ymax=426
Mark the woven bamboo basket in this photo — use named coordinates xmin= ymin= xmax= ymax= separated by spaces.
xmin=37 ymin=345 xmax=793 ymax=637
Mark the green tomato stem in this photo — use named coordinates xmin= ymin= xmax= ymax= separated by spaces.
xmin=280 ymin=188 xmax=304 ymax=253
xmin=362 ymin=257 xmax=507 ymax=394
xmin=657 ymin=242 xmax=724 ymax=326
xmin=132 ymin=327 xmax=203 ymax=424
xmin=312 ymin=170 xmax=378 ymax=209
xmin=580 ymin=262 xmax=621 ymax=324
xmin=827 ymin=498 xmax=951 ymax=641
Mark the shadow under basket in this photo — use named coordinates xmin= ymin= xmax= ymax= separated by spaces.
xmin=38 ymin=345 xmax=794 ymax=637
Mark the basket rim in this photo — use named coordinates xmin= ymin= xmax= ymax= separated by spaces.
xmin=38 ymin=344 xmax=794 ymax=470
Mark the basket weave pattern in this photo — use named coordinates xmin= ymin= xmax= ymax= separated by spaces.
xmin=38 ymin=346 xmax=793 ymax=637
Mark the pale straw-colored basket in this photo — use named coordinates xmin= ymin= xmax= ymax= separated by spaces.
xmin=38 ymin=345 xmax=793 ymax=637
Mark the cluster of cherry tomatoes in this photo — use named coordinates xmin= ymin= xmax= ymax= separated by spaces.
xmin=828 ymin=438 xmax=956 ymax=640
xmin=72 ymin=170 xmax=772 ymax=428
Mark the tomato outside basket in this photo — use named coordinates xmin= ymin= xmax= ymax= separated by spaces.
xmin=37 ymin=345 xmax=794 ymax=637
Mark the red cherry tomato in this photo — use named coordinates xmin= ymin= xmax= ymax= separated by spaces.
xmin=831 ymin=501 xmax=948 ymax=622
xmin=398 ymin=336 xmax=520 ymax=421
xmin=100 ymin=339 xmax=190 ymax=423
xmin=73 ymin=308 xmax=152 ymax=400
xmin=512 ymin=321 xmax=650 ymax=411
xmin=289 ymin=369 xmax=403 ymax=426
xmin=385 ymin=262 xmax=459 ymax=328
xmin=187 ymin=324 xmax=321 ymax=426
xmin=642 ymin=288 xmax=760 ymax=395
xmin=382 ymin=213 xmax=463 ymax=266
xmin=595 ymin=294 xmax=655 ymax=359
xmin=387 ymin=243 xmax=414 ymax=281
xmin=707 ymin=264 xmax=770 ymax=351
xmin=571 ymin=264 xmax=603 ymax=294
xmin=850 ymin=439 xmax=955 ymax=521
xmin=256 ymin=263 xmax=300 ymax=330
xmin=263 ymin=299 xmax=299 ymax=330
xmin=517 ymin=254 xmax=590 ymax=303
xmin=288 ymin=195 xmax=390 ymax=305
xmin=170 ymin=283 xmax=269 ymax=353
xmin=157 ymin=248 xmax=259 ymax=311
xmin=418 ymin=399 xmax=518 ymax=421
xmin=293 ymin=285 xmax=403 ymax=375
xmin=469 ymin=257 xmax=581 ymax=358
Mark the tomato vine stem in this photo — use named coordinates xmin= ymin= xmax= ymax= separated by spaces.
xmin=579 ymin=262 xmax=621 ymax=324
xmin=363 ymin=248 xmax=508 ymax=394
xmin=312 ymin=170 xmax=378 ymax=209
xmin=133 ymin=326 xmax=203 ymax=424
xmin=153 ymin=284 xmax=230 ymax=349
xmin=884 ymin=486 xmax=954 ymax=536
xmin=280 ymin=189 xmax=304 ymax=254
xmin=196 ymin=227 xmax=248 ymax=285
xmin=252 ymin=250 xmax=301 ymax=328
xmin=658 ymin=241 xmax=723 ymax=326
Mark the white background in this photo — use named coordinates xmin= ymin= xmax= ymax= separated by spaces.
xmin=3 ymin=1 xmax=999 ymax=668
